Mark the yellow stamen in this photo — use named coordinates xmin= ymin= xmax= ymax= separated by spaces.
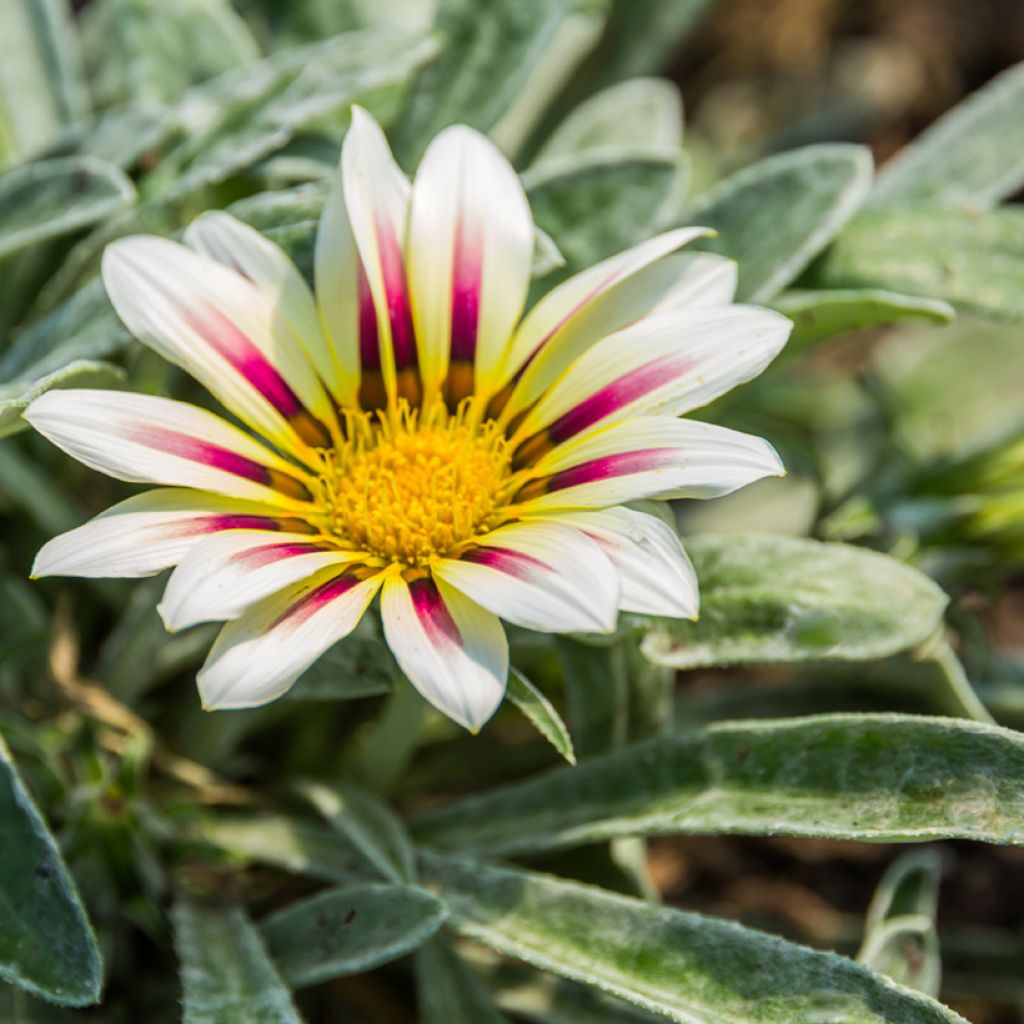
xmin=314 ymin=401 xmax=514 ymax=566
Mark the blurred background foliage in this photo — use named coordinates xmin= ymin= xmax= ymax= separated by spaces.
xmin=3 ymin=0 xmax=1024 ymax=1022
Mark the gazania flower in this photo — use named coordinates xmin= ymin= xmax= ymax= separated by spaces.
xmin=25 ymin=108 xmax=790 ymax=731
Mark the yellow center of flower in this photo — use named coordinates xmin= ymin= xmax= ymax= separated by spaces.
xmin=317 ymin=403 xmax=513 ymax=566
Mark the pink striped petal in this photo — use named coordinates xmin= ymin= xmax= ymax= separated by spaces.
xmin=381 ymin=574 xmax=507 ymax=732
xmin=530 ymin=507 xmax=698 ymax=618
xmin=341 ymin=107 xmax=418 ymax=407
xmin=512 ymin=306 xmax=791 ymax=459
xmin=24 ymin=389 xmax=314 ymax=507
xmin=493 ymin=227 xmax=711 ymax=421
xmin=159 ymin=529 xmax=362 ymax=630
xmin=515 ymin=416 xmax=785 ymax=510
xmin=102 ymin=236 xmax=334 ymax=459
xmin=185 ymin=212 xmax=349 ymax=407
xmin=407 ymin=125 xmax=533 ymax=403
xmin=198 ymin=567 xmax=384 ymax=709
xmin=31 ymin=488 xmax=310 ymax=580
xmin=433 ymin=520 xmax=618 ymax=634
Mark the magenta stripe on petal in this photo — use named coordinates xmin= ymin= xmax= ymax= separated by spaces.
xmin=204 ymin=514 xmax=284 ymax=532
xmin=547 ymin=352 xmax=695 ymax=444
xmin=357 ymin=261 xmax=381 ymax=371
xmin=184 ymin=306 xmax=304 ymax=419
xmin=460 ymin=545 xmax=548 ymax=583
xmin=237 ymin=541 xmax=324 ymax=569
xmin=376 ymin=216 xmax=417 ymax=371
xmin=273 ymin=572 xmax=361 ymax=629
xmin=545 ymin=447 xmax=680 ymax=492
xmin=410 ymin=577 xmax=461 ymax=651
xmin=132 ymin=425 xmax=273 ymax=485
xmin=450 ymin=214 xmax=483 ymax=363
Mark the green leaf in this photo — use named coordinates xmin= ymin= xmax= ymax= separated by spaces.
xmin=262 ymin=883 xmax=447 ymax=989
xmin=391 ymin=0 xmax=606 ymax=164
xmin=0 ymin=0 xmax=86 ymax=168
xmin=199 ymin=814 xmax=367 ymax=883
xmin=533 ymin=77 xmax=682 ymax=166
xmin=640 ymin=534 xmax=947 ymax=670
xmin=0 ymin=985 xmax=89 ymax=1023
xmin=415 ymin=939 xmax=510 ymax=1024
xmin=422 ymin=853 xmax=967 ymax=1024
xmin=300 ymin=779 xmax=416 ymax=883
xmin=813 ymin=204 xmax=1024 ymax=321
xmin=870 ymin=61 xmax=1024 ymax=208
xmin=858 ymin=851 xmax=944 ymax=997
xmin=285 ymin=636 xmax=394 ymax=701
xmin=0 ymin=156 xmax=135 ymax=261
xmin=556 ymin=639 xmax=627 ymax=758
xmin=506 ymin=668 xmax=576 ymax=765
xmin=0 ymin=360 xmax=124 ymax=440
xmin=81 ymin=0 xmax=260 ymax=109
xmin=685 ymin=143 xmax=873 ymax=302
xmin=172 ymin=900 xmax=303 ymax=1024
xmin=412 ymin=713 xmax=1024 ymax=854
xmin=0 ymin=734 xmax=102 ymax=1006
xmin=526 ymin=152 xmax=686 ymax=280
xmin=773 ymin=288 xmax=954 ymax=352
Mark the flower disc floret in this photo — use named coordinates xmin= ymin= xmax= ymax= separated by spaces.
xmin=320 ymin=403 xmax=513 ymax=566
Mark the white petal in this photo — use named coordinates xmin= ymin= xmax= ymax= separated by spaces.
xmin=496 ymin=227 xmax=711 ymax=418
xmin=407 ymin=124 xmax=533 ymax=400
xmin=198 ymin=568 xmax=383 ymax=709
xmin=433 ymin=520 xmax=619 ymax=634
xmin=532 ymin=507 xmax=698 ymax=618
xmin=648 ymin=252 xmax=739 ymax=313
xmin=24 ymin=389 xmax=314 ymax=507
xmin=31 ymin=488 xmax=304 ymax=579
xmin=158 ymin=529 xmax=361 ymax=630
xmin=516 ymin=416 xmax=785 ymax=510
xmin=381 ymin=574 xmax=507 ymax=732
xmin=185 ymin=211 xmax=348 ymax=405
xmin=102 ymin=236 xmax=334 ymax=458
xmin=513 ymin=306 xmax=791 ymax=447
xmin=342 ymin=106 xmax=416 ymax=405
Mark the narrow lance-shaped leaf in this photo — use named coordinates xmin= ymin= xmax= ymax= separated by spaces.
xmin=422 ymin=853 xmax=968 ymax=1024
xmin=683 ymin=143 xmax=873 ymax=302
xmin=506 ymin=668 xmax=576 ymax=766
xmin=262 ymin=883 xmax=447 ymax=989
xmin=0 ymin=735 xmax=102 ymax=1007
xmin=0 ymin=157 xmax=135 ymax=262
xmin=172 ymin=900 xmax=303 ymax=1024
xmin=640 ymin=534 xmax=948 ymax=670
xmin=299 ymin=779 xmax=416 ymax=883
xmin=415 ymin=939 xmax=510 ymax=1024
xmin=813 ymin=204 xmax=1024 ymax=322
xmin=772 ymin=289 xmax=954 ymax=353
xmin=411 ymin=714 xmax=1024 ymax=855
xmin=870 ymin=60 xmax=1024 ymax=208
xmin=556 ymin=638 xmax=627 ymax=759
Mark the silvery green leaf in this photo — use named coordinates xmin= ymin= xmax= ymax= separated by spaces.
xmin=0 ymin=156 xmax=135 ymax=261
xmin=640 ymin=534 xmax=947 ymax=670
xmin=415 ymin=939 xmax=510 ymax=1024
xmin=300 ymin=780 xmax=416 ymax=883
xmin=814 ymin=204 xmax=1024 ymax=321
xmin=526 ymin=151 xmax=687 ymax=280
xmin=391 ymin=0 xmax=606 ymax=164
xmin=172 ymin=900 xmax=303 ymax=1024
xmin=0 ymin=985 xmax=88 ymax=1023
xmin=556 ymin=638 xmax=627 ymax=758
xmin=81 ymin=0 xmax=260 ymax=109
xmin=533 ymin=77 xmax=683 ymax=167
xmin=0 ymin=734 xmax=102 ymax=1006
xmin=285 ymin=636 xmax=394 ymax=702
xmin=773 ymin=289 xmax=954 ymax=353
xmin=685 ymin=143 xmax=873 ymax=302
xmin=506 ymin=668 xmax=576 ymax=765
xmin=263 ymin=884 xmax=447 ymax=989
xmin=412 ymin=714 xmax=1024 ymax=855
xmin=422 ymin=853 xmax=967 ymax=1024
xmin=0 ymin=0 xmax=87 ymax=168
xmin=870 ymin=61 xmax=1024 ymax=208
